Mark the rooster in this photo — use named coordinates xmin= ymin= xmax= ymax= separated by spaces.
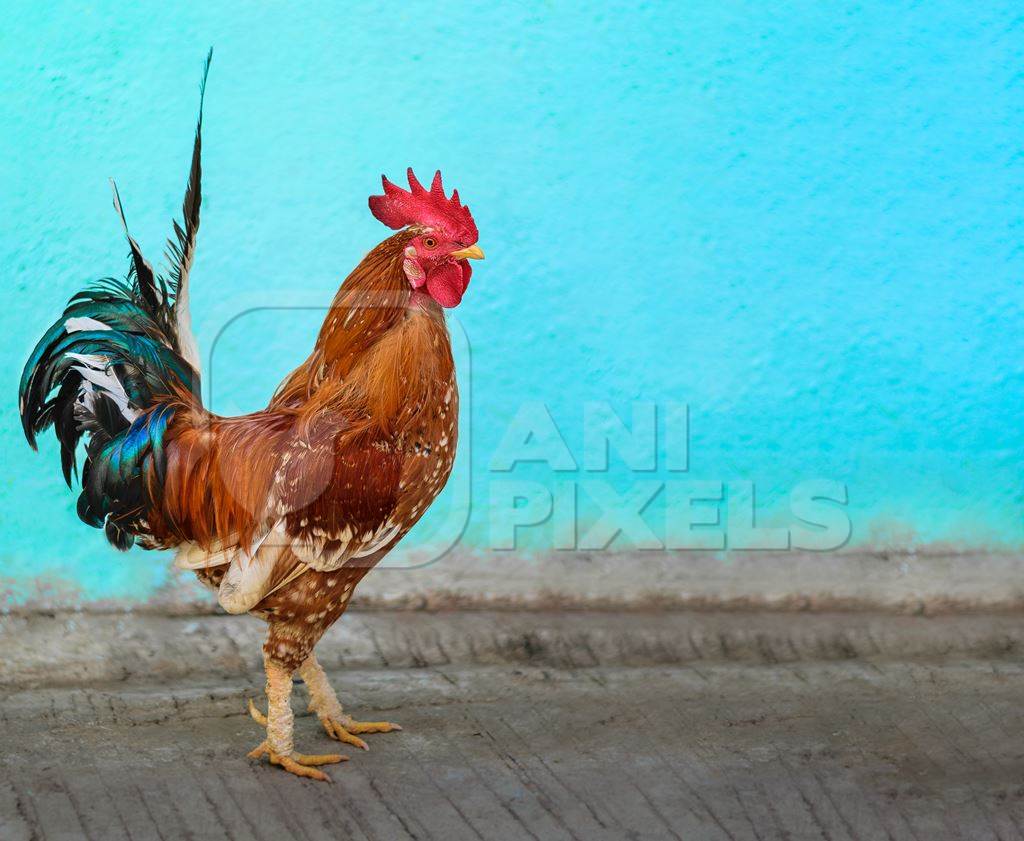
xmin=18 ymin=52 xmax=483 ymax=781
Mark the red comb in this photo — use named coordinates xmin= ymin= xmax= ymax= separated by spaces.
xmin=369 ymin=168 xmax=478 ymax=244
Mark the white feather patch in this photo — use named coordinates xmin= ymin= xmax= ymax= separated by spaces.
xmin=65 ymin=316 xmax=112 ymax=333
xmin=351 ymin=521 xmax=403 ymax=559
xmin=174 ymin=537 xmax=238 ymax=570
xmin=71 ymin=365 xmax=139 ymax=423
xmin=72 ymin=364 xmax=123 ymax=397
xmin=66 ymin=352 xmax=109 ymax=368
xmin=217 ymin=520 xmax=290 ymax=614
xmin=175 ymin=285 xmax=201 ymax=374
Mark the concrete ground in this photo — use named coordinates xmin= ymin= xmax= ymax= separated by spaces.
xmin=4 ymin=610 xmax=1024 ymax=840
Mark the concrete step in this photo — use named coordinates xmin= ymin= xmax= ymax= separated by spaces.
xmin=4 ymin=609 xmax=1024 ymax=689
xmin=12 ymin=550 xmax=1024 ymax=615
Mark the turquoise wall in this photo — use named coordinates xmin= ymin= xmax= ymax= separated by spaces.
xmin=2 ymin=2 xmax=1022 ymax=604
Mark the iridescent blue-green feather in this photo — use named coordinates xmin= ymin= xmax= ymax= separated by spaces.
xmin=78 ymin=404 xmax=176 ymax=543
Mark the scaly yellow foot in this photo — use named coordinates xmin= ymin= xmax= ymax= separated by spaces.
xmin=297 ymin=653 xmax=403 ymax=751
xmin=247 ymin=740 xmax=348 ymax=782
xmin=320 ymin=715 xmax=402 ymax=751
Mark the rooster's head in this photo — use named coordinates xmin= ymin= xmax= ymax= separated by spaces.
xmin=369 ymin=168 xmax=483 ymax=308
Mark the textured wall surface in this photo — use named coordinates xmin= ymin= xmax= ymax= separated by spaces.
xmin=2 ymin=2 xmax=1022 ymax=604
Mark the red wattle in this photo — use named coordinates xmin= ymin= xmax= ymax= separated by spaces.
xmin=426 ymin=261 xmax=467 ymax=308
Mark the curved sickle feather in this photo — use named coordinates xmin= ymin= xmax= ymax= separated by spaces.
xmin=162 ymin=47 xmax=213 ymax=374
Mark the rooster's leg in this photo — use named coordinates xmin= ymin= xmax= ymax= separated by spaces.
xmin=298 ymin=652 xmax=402 ymax=751
xmin=248 ymin=654 xmax=348 ymax=782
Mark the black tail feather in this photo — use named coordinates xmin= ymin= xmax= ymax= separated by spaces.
xmin=164 ymin=47 xmax=212 ymax=306
xmin=110 ymin=179 xmax=165 ymax=316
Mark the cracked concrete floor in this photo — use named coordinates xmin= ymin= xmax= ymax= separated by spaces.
xmin=4 ymin=658 xmax=1024 ymax=840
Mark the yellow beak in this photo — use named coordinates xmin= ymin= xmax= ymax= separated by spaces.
xmin=451 ymin=245 xmax=485 ymax=260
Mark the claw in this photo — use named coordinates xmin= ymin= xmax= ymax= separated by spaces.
xmin=319 ymin=715 xmax=402 ymax=750
xmin=348 ymin=719 xmax=402 ymax=734
xmin=321 ymin=717 xmax=369 ymax=750
xmin=248 ymin=698 xmax=268 ymax=727
xmin=278 ymin=756 xmax=332 ymax=782
xmin=293 ymin=751 xmax=348 ymax=767
xmin=247 ymin=741 xmax=270 ymax=760
xmin=248 ymin=740 xmax=348 ymax=782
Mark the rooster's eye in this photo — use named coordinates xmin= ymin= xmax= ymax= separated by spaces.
xmin=423 ymin=237 xmax=437 ymax=249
